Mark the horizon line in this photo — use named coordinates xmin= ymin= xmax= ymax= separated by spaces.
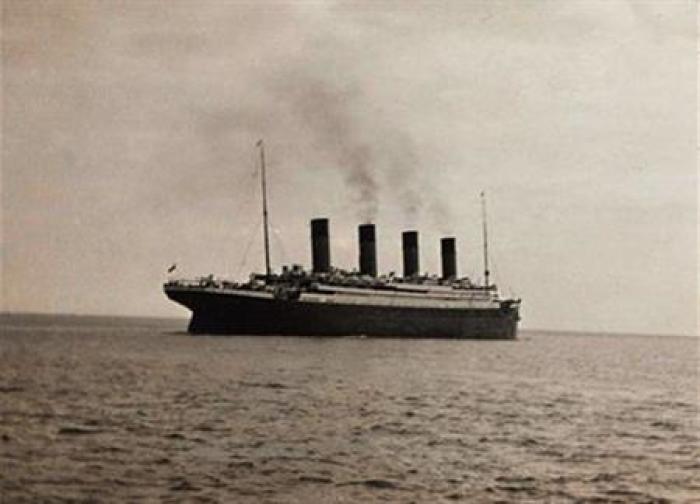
xmin=0 ymin=310 xmax=696 ymax=339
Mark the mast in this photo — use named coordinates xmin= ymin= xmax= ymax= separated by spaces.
xmin=257 ymin=139 xmax=271 ymax=277
xmin=481 ymin=191 xmax=490 ymax=288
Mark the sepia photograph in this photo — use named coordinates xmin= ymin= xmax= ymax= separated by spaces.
xmin=1 ymin=0 xmax=698 ymax=502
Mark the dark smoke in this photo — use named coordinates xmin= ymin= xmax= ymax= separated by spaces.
xmin=381 ymin=129 xmax=425 ymax=222
xmin=261 ymin=48 xmax=452 ymax=226
xmin=269 ymin=76 xmax=452 ymax=226
xmin=268 ymin=75 xmax=379 ymax=221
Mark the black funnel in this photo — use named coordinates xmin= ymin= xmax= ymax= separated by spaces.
xmin=358 ymin=224 xmax=377 ymax=277
xmin=402 ymin=231 xmax=419 ymax=278
xmin=310 ymin=218 xmax=330 ymax=273
xmin=441 ymin=237 xmax=457 ymax=280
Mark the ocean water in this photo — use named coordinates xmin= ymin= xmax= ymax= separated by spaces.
xmin=0 ymin=314 xmax=698 ymax=503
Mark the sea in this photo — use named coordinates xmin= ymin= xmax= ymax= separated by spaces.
xmin=0 ymin=313 xmax=698 ymax=503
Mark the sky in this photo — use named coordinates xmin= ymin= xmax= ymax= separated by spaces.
xmin=2 ymin=0 xmax=697 ymax=336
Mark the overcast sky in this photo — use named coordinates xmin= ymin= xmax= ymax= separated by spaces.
xmin=2 ymin=0 xmax=697 ymax=336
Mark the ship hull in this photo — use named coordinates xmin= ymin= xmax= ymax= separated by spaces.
xmin=165 ymin=287 xmax=519 ymax=339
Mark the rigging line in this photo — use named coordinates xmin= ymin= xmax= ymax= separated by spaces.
xmin=225 ymin=164 xmax=260 ymax=267
xmin=229 ymin=191 xmax=256 ymax=228
xmin=270 ymin=224 xmax=289 ymax=266
xmin=235 ymin=213 xmax=263 ymax=279
xmin=229 ymin=167 xmax=259 ymax=221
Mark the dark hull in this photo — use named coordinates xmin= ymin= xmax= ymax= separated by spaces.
xmin=166 ymin=288 xmax=519 ymax=339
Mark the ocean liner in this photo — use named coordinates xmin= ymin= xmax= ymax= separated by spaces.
xmin=164 ymin=141 xmax=520 ymax=339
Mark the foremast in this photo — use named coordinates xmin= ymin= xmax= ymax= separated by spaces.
xmin=257 ymin=139 xmax=272 ymax=278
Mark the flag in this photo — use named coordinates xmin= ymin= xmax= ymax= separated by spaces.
xmin=256 ymin=139 xmax=263 ymax=147
xmin=167 ymin=263 xmax=177 ymax=273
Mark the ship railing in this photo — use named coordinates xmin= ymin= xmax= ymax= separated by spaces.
xmin=165 ymin=277 xmax=243 ymax=290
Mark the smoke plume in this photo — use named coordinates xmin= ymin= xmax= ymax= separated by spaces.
xmin=267 ymin=68 xmax=450 ymax=226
